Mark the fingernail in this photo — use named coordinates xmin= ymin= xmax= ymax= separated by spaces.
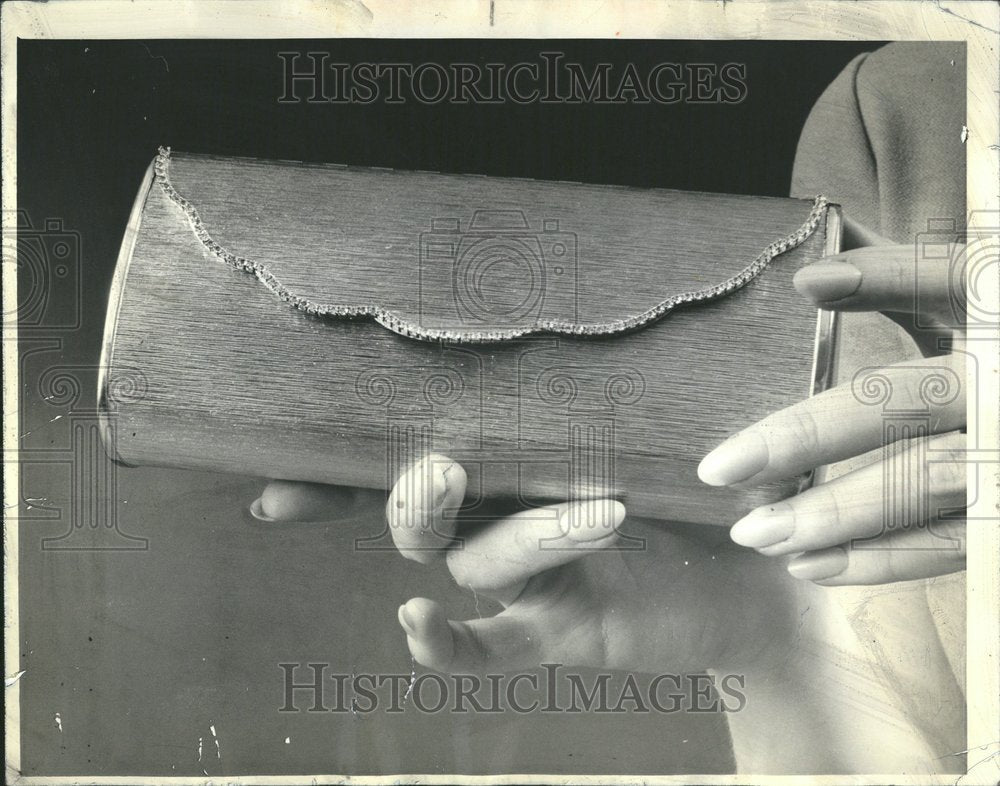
xmin=698 ymin=431 xmax=769 ymax=486
xmin=730 ymin=503 xmax=795 ymax=549
xmin=560 ymin=500 xmax=626 ymax=541
xmin=413 ymin=460 xmax=450 ymax=514
xmin=788 ymin=547 xmax=848 ymax=581
xmin=397 ymin=604 xmax=417 ymax=637
xmin=793 ymin=262 xmax=862 ymax=302
xmin=390 ymin=459 xmax=451 ymax=527
xmin=249 ymin=498 xmax=277 ymax=522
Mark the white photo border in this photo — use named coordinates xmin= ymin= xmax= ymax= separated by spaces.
xmin=3 ymin=1 xmax=997 ymax=784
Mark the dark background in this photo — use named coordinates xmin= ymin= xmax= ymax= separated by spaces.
xmin=16 ymin=39 xmax=880 ymax=777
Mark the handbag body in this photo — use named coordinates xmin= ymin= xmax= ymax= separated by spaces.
xmin=99 ymin=149 xmax=840 ymax=526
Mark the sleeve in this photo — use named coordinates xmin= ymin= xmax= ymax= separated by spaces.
xmin=790 ymin=52 xmax=880 ymax=229
xmin=791 ymin=43 xmax=966 ymax=243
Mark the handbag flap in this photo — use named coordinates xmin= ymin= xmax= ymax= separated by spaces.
xmin=154 ymin=148 xmax=831 ymax=342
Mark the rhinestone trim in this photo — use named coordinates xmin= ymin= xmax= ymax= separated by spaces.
xmin=153 ymin=146 xmax=828 ymax=344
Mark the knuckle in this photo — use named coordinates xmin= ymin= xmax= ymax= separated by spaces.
xmin=927 ymin=434 xmax=967 ymax=497
xmin=813 ymin=484 xmax=847 ymax=533
xmin=880 ymin=548 xmax=910 ymax=583
xmin=446 ymin=548 xmax=486 ymax=590
xmin=927 ymin=456 xmax=966 ymax=498
xmin=515 ymin=519 xmax=542 ymax=555
xmin=777 ymin=407 xmax=823 ymax=457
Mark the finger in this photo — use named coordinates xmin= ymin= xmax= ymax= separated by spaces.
xmin=398 ymin=597 xmax=543 ymax=673
xmin=840 ymin=214 xmax=893 ymax=250
xmin=730 ymin=432 xmax=966 ymax=555
xmin=785 ymin=519 xmax=966 ymax=585
xmin=250 ymin=480 xmax=375 ymax=522
xmin=385 ymin=454 xmax=466 ymax=565
xmin=446 ymin=499 xmax=626 ymax=598
xmin=698 ymin=354 xmax=964 ymax=487
xmin=801 ymin=218 xmax=959 ymax=355
xmin=792 ymin=244 xmax=963 ymax=325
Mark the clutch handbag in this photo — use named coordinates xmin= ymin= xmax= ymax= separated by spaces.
xmin=98 ymin=148 xmax=840 ymax=526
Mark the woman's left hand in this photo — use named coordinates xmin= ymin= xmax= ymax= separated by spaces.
xmin=383 ymin=455 xmax=804 ymax=677
xmin=699 ymin=236 xmax=968 ymax=585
